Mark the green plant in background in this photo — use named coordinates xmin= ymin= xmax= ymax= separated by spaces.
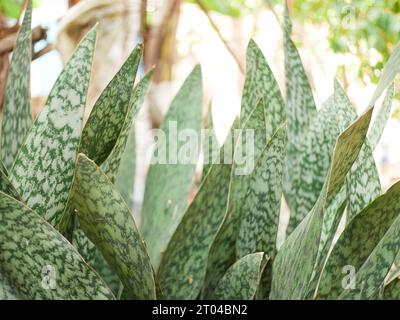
xmin=1 ymin=1 xmax=400 ymax=300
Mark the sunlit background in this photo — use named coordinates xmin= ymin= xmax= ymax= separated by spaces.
xmin=1 ymin=0 xmax=399 ymax=216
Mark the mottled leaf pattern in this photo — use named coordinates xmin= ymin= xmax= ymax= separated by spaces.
xmin=283 ymin=6 xmax=317 ymax=233
xmin=211 ymin=253 xmax=268 ymax=300
xmin=334 ymin=80 xmax=381 ymax=221
xmin=368 ymin=83 xmax=394 ymax=150
xmin=236 ymin=125 xmax=287 ymax=259
xmin=202 ymin=101 xmax=268 ymax=297
xmin=383 ymin=276 xmax=400 ymax=299
xmin=0 ymin=168 xmax=20 ymax=200
xmin=10 ymin=28 xmax=96 ymax=226
xmin=70 ymin=154 xmax=156 ymax=300
xmin=317 ymin=180 xmax=400 ymax=299
xmin=286 ymin=97 xmax=339 ymax=232
xmin=1 ymin=1 xmax=32 ymax=171
xmin=339 ymin=213 xmax=400 ymax=299
xmin=141 ymin=65 xmax=203 ymax=268
xmin=241 ymin=40 xmax=286 ymax=141
xmin=101 ymin=71 xmax=152 ymax=182
xmin=270 ymin=108 xmax=373 ymax=299
xmin=79 ymin=46 xmax=142 ymax=165
xmin=0 ymin=192 xmax=114 ymax=299
xmin=157 ymin=151 xmax=233 ymax=299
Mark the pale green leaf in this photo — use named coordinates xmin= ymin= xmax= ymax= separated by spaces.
xmin=9 ymin=27 xmax=96 ymax=226
xmin=270 ymin=107 xmax=373 ymax=299
xmin=141 ymin=65 xmax=203 ymax=268
xmin=1 ymin=1 xmax=32 ymax=171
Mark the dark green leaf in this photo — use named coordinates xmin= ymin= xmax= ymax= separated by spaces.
xmin=79 ymin=45 xmax=142 ymax=165
xmin=71 ymin=154 xmax=156 ymax=300
xmin=0 ymin=192 xmax=115 ymax=299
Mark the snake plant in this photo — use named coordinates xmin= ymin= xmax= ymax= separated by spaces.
xmin=1 ymin=1 xmax=400 ymax=300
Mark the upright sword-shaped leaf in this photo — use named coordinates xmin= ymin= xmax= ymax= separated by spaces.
xmin=0 ymin=192 xmax=115 ymax=300
xmin=71 ymin=154 xmax=156 ymax=300
xmin=141 ymin=65 xmax=203 ymax=268
xmin=9 ymin=27 xmax=96 ymax=226
xmin=1 ymin=1 xmax=32 ymax=171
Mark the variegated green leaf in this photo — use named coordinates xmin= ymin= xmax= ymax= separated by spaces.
xmin=101 ymin=71 xmax=152 ymax=182
xmin=339 ymin=213 xmax=400 ymax=299
xmin=157 ymin=126 xmax=234 ymax=299
xmin=0 ymin=168 xmax=20 ymax=200
xmin=9 ymin=28 xmax=96 ymax=226
xmin=383 ymin=275 xmax=400 ymax=299
xmin=210 ymin=252 xmax=268 ymax=300
xmin=1 ymin=1 xmax=32 ymax=171
xmin=317 ymin=180 xmax=400 ymax=299
xmin=115 ymin=125 xmax=136 ymax=210
xmin=286 ymin=97 xmax=340 ymax=233
xmin=141 ymin=65 xmax=203 ymax=268
xmin=236 ymin=125 xmax=287 ymax=259
xmin=368 ymin=82 xmax=394 ymax=150
xmin=270 ymin=107 xmax=373 ymax=299
xmin=0 ymin=271 xmax=18 ymax=300
xmin=202 ymin=101 xmax=268 ymax=298
xmin=79 ymin=45 xmax=142 ymax=165
xmin=283 ymin=5 xmax=317 ymax=234
xmin=241 ymin=40 xmax=286 ymax=142
xmin=70 ymin=154 xmax=156 ymax=300
xmin=333 ymin=80 xmax=381 ymax=220
xmin=0 ymin=192 xmax=115 ymax=299
xmin=202 ymin=105 xmax=219 ymax=180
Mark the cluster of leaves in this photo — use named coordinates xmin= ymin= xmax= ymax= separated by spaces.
xmin=1 ymin=1 xmax=400 ymax=300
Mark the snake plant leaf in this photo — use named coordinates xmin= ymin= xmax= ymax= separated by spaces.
xmin=368 ymin=41 xmax=400 ymax=108
xmin=383 ymin=275 xmax=400 ymax=299
xmin=240 ymin=40 xmax=286 ymax=141
xmin=79 ymin=45 xmax=142 ymax=165
xmin=1 ymin=1 xmax=32 ymax=172
xmin=236 ymin=125 xmax=287 ymax=259
xmin=202 ymin=101 xmax=268 ymax=298
xmin=283 ymin=6 xmax=317 ymax=234
xmin=270 ymin=107 xmax=373 ymax=299
xmin=202 ymin=105 xmax=219 ymax=180
xmin=210 ymin=253 xmax=268 ymax=300
xmin=0 ymin=168 xmax=20 ymax=200
xmin=0 ymin=272 xmax=18 ymax=300
xmin=317 ymin=180 xmax=400 ymax=299
xmin=9 ymin=27 xmax=96 ymax=227
xmin=333 ymin=80 xmax=381 ymax=221
xmin=368 ymin=82 xmax=394 ymax=150
xmin=70 ymin=154 xmax=156 ymax=300
xmin=157 ymin=121 xmax=235 ymax=299
xmin=338 ymin=213 xmax=400 ymax=299
xmin=0 ymin=192 xmax=115 ymax=299
xmin=141 ymin=65 xmax=203 ymax=268
xmin=114 ymin=125 xmax=136 ymax=210
xmin=101 ymin=70 xmax=152 ymax=182
xmin=285 ymin=97 xmax=340 ymax=233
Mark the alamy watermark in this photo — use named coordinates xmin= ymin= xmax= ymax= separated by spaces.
xmin=149 ymin=121 xmax=255 ymax=176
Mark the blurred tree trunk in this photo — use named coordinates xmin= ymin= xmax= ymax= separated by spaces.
xmin=141 ymin=0 xmax=181 ymax=127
